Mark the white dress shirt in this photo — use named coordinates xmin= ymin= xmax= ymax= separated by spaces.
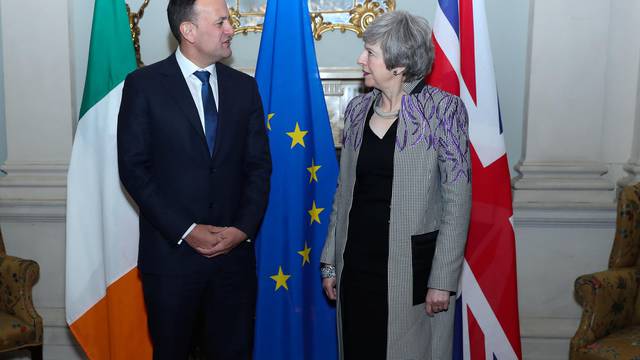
xmin=175 ymin=47 xmax=219 ymax=126
xmin=175 ymin=47 xmax=220 ymax=243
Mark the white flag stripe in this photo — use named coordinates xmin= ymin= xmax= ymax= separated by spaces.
xmin=460 ymin=260 xmax=519 ymax=358
xmin=433 ymin=1 xmax=506 ymax=168
xmin=433 ymin=5 xmax=462 ymax=78
xmin=65 ymin=82 xmax=139 ymax=323
xmin=465 ymin=0 xmax=505 ymax=167
xmin=461 ymin=298 xmax=471 ymax=360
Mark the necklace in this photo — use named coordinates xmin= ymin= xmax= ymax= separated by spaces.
xmin=373 ymin=105 xmax=399 ymax=118
xmin=373 ymin=98 xmax=399 ymax=119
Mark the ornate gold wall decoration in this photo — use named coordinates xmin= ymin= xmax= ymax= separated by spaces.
xmin=229 ymin=6 xmax=263 ymax=35
xmin=348 ymin=0 xmax=386 ymax=36
xmin=126 ymin=0 xmax=151 ymax=68
xmin=227 ymin=0 xmax=395 ymax=40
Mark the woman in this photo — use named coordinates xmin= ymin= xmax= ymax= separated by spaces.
xmin=320 ymin=11 xmax=471 ymax=359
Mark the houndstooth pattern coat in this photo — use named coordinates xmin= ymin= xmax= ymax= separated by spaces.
xmin=321 ymin=82 xmax=472 ymax=360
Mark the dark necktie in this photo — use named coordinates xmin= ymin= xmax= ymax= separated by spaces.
xmin=193 ymin=70 xmax=218 ymax=155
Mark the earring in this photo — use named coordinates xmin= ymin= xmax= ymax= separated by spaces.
xmin=392 ymin=70 xmax=398 ymax=76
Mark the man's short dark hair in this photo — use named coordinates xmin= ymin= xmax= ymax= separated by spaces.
xmin=167 ymin=0 xmax=197 ymax=43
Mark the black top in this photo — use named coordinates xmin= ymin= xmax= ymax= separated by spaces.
xmin=343 ymin=107 xmax=397 ymax=275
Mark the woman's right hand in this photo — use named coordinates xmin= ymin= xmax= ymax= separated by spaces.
xmin=322 ymin=277 xmax=337 ymax=300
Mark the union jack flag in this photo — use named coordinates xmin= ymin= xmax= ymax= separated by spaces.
xmin=426 ymin=1 xmax=523 ymax=359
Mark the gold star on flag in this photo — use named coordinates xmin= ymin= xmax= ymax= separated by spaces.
xmin=307 ymin=159 xmax=321 ymax=183
xmin=297 ymin=242 xmax=311 ymax=266
xmin=308 ymin=201 xmax=324 ymax=225
xmin=267 ymin=113 xmax=275 ymax=131
xmin=270 ymin=266 xmax=291 ymax=291
xmin=286 ymin=122 xmax=308 ymax=148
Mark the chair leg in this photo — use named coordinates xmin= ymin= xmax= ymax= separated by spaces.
xmin=28 ymin=344 xmax=43 ymax=360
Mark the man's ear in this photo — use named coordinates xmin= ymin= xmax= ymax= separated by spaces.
xmin=180 ymin=21 xmax=196 ymax=44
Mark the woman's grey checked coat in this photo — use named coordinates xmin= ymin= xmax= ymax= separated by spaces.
xmin=321 ymin=82 xmax=472 ymax=360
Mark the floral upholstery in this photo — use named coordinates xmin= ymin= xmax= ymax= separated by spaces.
xmin=574 ymin=326 xmax=640 ymax=360
xmin=609 ymin=184 xmax=640 ymax=269
xmin=0 ymin=229 xmax=42 ymax=358
xmin=0 ymin=312 xmax=38 ymax=350
xmin=571 ymin=183 xmax=640 ymax=360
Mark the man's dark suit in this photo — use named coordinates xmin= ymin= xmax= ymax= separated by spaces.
xmin=117 ymin=54 xmax=271 ymax=359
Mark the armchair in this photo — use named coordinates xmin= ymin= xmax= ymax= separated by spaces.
xmin=0 ymin=228 xmax=43 ymax=359
xmin=570 ymin=182 xmax=640 ymax=360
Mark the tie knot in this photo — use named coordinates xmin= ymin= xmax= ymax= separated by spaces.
xmin=194 ymin=70 xmax=210 ymax=83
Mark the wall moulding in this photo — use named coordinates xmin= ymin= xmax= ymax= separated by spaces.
xmin=0 ymin=161 xmax=68 ymax=222
xmin=514 ymin=202 xmax=616 ymax=229
xmin=619 ymin=162 xmax=640 ymax=187
xmin=512 ymin=161 xmax=616 ymax=204
xmin=0 ymin=199 xmax=65 ymax=223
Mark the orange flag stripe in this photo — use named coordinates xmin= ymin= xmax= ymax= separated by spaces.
xmin=69 ymin=268 xmax=152 ymax=360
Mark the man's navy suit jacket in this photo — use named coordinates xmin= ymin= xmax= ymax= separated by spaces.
xmin=117 ymin=54 xmax=271 ymax=275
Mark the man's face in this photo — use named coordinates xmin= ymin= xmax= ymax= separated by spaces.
xmin=190 ymin=0 xmax=234 ymax=63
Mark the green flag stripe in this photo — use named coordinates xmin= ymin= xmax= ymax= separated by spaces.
xmin=79 ymin=0 xmax=137 ymax=118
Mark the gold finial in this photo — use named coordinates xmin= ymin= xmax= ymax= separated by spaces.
xmin=126 ymin=0 xmax=151 ymax=68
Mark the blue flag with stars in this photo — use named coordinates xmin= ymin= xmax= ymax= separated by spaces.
xmin=253 ymin=0 xmax=339 ymax=359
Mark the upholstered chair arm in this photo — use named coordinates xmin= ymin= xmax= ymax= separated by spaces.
xmin=0 ymin=255 xmax=43 ymax=338
xmin=609 ymin=183 xmax=640 ymax=268
xmin=570 ymin=268 xmax=639 ymax=359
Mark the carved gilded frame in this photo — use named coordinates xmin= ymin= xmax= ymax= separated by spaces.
xmin=227 ymin=0 xmax=396 ymax=40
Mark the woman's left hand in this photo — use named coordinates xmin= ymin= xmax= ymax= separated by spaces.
xmin=425 ymin=288 xmax=451 ymax=317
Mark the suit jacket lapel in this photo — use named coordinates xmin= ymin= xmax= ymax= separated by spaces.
xmin=212 ymin=64 xmax=231 ymax=159
xmin=159 ymin=54 xmax=209 ymax=154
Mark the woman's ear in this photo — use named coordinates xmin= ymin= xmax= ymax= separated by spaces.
xmin=392 ymin=66 xmax=406 ymax=76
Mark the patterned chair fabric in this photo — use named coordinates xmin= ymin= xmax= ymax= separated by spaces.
xmin=0 ymin=228 xmax=43 ymax=359
xmin=571 ymin=182 xmax=640 ymax=360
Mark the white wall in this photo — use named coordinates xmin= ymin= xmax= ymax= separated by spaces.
xmin=0 ymin=1 xmax=79 ymax=357
xmin=510 ymin=1 xmax=640 ymax=358
xmin=0 ymin=5 xmax=6 ymax=167
xmin=486 ymin=0 xmax=529 ymax=176
xmin=602 ymin=0 xmax=640 ymax=180
xmin=1 ymin=1 xmax=73 ymax=164
xmin=70 ymin=0 xmax=528 ymax=175
xmin=525 ymin=1 xmax=610 ymax=163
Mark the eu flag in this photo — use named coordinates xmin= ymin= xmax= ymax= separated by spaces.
xmin=253 ymin=0 xmax=339 ymax=359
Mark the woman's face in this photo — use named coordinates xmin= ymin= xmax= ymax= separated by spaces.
xmin=357 ymin=42 xmax=395 ymax=89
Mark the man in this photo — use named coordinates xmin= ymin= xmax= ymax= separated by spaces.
xmin=117 ymin=0 xmax=271 ymax=358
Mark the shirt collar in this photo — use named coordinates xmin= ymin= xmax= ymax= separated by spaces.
xmin=175 ymin=46 xmax=217 ymax=81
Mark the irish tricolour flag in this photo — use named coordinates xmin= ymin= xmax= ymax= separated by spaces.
xmin=65 ymin=0 xmax=152 ymax=358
